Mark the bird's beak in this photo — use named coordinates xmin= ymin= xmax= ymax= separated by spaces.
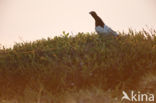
xmin=89 ymin=12 xmax=92 ymax=14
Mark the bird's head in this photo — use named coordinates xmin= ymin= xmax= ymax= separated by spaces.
xmin=89 ymin=11 xmax=97 ymax=17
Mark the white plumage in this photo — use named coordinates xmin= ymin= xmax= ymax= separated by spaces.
xmin=95 ymin=25 xmax=118 ymax=36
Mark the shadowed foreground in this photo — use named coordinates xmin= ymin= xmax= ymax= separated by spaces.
xmin=0 ymin=30 xmax=156 ymax=103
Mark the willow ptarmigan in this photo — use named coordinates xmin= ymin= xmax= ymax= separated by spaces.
xmin=89 ymin=11 xmax=118 ymax=36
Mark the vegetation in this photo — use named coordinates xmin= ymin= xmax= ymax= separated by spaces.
xmin=0 ymin=30 xmax=156 ymax=103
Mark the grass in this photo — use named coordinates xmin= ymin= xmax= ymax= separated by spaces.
xmin=0 ymin=29 xmax=156 ymax=103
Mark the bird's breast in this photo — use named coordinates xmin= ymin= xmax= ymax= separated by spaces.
xmin=95 ymin=26 xmax=105 ymax=34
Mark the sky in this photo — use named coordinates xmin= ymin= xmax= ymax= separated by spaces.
xmin=0 ymin=0 xmax=156 ymax=47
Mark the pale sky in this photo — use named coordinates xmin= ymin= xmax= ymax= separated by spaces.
xmin=0 ymin=0 xmax=156 ymax=47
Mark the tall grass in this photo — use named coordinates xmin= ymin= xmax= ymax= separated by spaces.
xmin=0 ymin=30 xmax=156 ymax=102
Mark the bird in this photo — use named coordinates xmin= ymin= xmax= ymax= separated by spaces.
xmin=89 ymin=11 xmax=118 ymax=36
